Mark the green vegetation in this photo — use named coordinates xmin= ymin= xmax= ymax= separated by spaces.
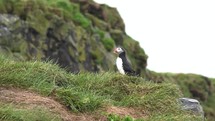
xmin=0 ymin=0 xmax=148 ymax=76
xmin=0 ymin=103 xmax=61 ymax=121
xmin=107 ymin=113 xmax=202 ymax=121
xmin=102 ymin=37 xmax=115 ymax=51
xmin=93 ymin=28 xmax=115 ymax=52
xmin=0 ymin=0 xmax=91 ymax=30
xmin=146 ymin=71 xmax=215 ymax=121
xmin=173 ymin=74 xmax=215 ymax=121
xmin=0 ymin=56 xmax=202 ymax=120
xmin=107 ymin=114 xmax=137 ymax=121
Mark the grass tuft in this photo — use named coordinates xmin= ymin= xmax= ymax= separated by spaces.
xmin=0 ymin=103 xmax=61 ymax=121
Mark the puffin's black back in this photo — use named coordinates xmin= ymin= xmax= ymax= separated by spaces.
xmin=119 ymin=51 xmax=137 ymax=76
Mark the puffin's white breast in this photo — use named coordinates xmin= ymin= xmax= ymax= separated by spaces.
xmin=116 ymin=57 xmax=125 ymax=74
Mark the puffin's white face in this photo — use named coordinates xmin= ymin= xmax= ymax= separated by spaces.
xmin=114 ymin=47 xmax=124 ymax=54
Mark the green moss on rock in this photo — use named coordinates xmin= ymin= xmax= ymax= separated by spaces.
xmin=27 ymin=10 xmax=50 ymax=35
xmin=101 ymin=37 xmax=115 ymax=52
xmin=101 ymin=5 xmax=125 ymax=31
xmin=85 ymin=13 xmax=108 ymax=30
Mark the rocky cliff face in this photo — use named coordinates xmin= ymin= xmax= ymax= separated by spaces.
xmin=0 ymin=0 xmax=147 ymax=74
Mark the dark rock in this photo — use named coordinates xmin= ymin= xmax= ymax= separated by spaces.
xmin=0 ymin=26 xmax=10 ymax=36
xmin=179 ymin=98 xmax=204 ymax=119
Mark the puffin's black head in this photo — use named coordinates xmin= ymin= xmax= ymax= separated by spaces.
xmin=113 ymin=47 xmax=125 ymax=55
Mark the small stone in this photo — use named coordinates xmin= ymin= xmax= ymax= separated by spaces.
xmin=179 ymin=97 xmax=204 ymax=119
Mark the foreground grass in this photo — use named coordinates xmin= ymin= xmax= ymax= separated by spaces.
xmin=0 ymin=103 xmax=61 ymax=121
xmin=0 ymin=56 xmax=202 ymax=120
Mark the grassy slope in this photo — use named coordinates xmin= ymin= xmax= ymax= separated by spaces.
xmin=147 ymin=71 xmax=215 ymax=120
xmin=173 ymin=74 xmax=215 ymax=121
xmin=0 ymin=56 xmax=202 ymax=121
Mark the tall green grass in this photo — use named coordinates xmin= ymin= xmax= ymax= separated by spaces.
xmin=107 ymin=113 xmax=202 ymax=121
xmin=0 ymin=56 xmax=202 ymax=120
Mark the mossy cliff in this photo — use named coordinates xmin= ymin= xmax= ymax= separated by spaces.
xmin=0 ymin=0 xmax=214 ymax=120
xmin=0 ymin=0 xmax=147 ymax=74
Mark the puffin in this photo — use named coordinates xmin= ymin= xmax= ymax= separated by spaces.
xmin=113 ymin=47 xmax=137 ymax=76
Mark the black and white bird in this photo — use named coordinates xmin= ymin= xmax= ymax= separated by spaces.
xmin=113 ymin=47 xmax=137 ymax=76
